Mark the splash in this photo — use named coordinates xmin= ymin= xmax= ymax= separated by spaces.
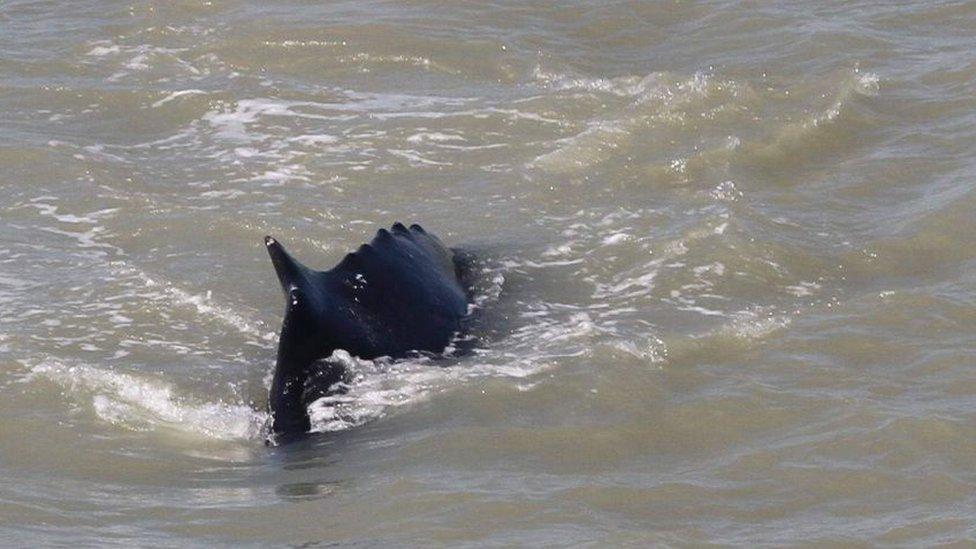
xmin=108 ymin=262 xmax=276 ymax=348
xmin=305 ymin=259 xmax=510 ymax=433
xmin=25 ymin=359 xmax=267 ymax=441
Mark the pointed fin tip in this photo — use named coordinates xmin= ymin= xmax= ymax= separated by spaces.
xmin=265 ymin=236 xmax=306 ymax=292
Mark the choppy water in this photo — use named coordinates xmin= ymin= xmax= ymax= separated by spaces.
xmin=2 ymin=0 xmax=976 ymax=545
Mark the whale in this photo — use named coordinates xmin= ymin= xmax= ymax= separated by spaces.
xmin=264 ymin=222 xmax=471 ymax=441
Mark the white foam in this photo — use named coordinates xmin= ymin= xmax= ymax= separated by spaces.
xmin=340 ymin=52 xmax=436 ymax=69
xmin=305 ymin=314 xmax=583 ymax=434
xmin=532 ymin=66 xmax=662 ymax=97
xmin=26 ymin=359 xmax=267 ymax=441
xmin=853 ymin=70 xmax=880 ymax=96
xmin=602 ymin=232 xmax=630 ymax=246
xmin=806 ymin=69 xmax=881 ymax=129
xmin=388 ymin=149 xmax=451 ymax=167
xmin=84 ymin=41 xmax=195 ymax=81
xmin=722 ymin=308 xmax=792 ymax=340
xmin=606 ymin=337 xmax=668 ymax=364
xmin=288 ymin=134 xmax=339 ymax=146
xmin=529 ymin=70 xmax=724 ymax=173
xmin=264 ymin=39 xmax=347 ymax=48
xmin=406 ymin=132 xmax=465 ymax=144
xmin=24 ymin=201 xmax=119 ymax=225
xmin=711 ymin=180 xmax=741 ymax=202
xmin=151 ymin=89 xmax=207 ymax=108
xmin=785 ymin=281 xmax=821 ymax=297
xmin=109 ymin=263 xmax=276 ymax=347
xmin=301 ymin=259 xmax=569 ymax=434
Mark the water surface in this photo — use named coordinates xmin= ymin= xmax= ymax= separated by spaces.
xmin=2 ymin=0 xmax=976 ymax=545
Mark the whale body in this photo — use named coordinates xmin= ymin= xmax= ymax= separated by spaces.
xmin=264 ymin=223 xmax=470 ymax=440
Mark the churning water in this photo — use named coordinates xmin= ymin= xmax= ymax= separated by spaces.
xmin=2 ymin=0 xmax=975 ymax=545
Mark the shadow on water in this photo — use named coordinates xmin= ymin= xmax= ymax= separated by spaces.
xmin=266 ymin=431 xmax=348 ymax=502
xmin=275 ymin=480 xmax=342 ymax=501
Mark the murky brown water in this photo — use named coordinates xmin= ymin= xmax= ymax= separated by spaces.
xmin=2 ymin=0 xmax=975 ymax=545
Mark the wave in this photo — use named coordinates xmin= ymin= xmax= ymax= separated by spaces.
xmin=528 ymin=66 xmax=880 ymax=182
xmin=107 ymin=261 xmax=277 ymax=349
xmin=25 ymin=359 xmax=267 ymax=441
xmin=529 ymin=68 xmax=747 ymax=174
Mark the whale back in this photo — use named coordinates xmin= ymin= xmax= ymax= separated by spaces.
xmin=325 ymin=222 xmax=468 ymax=357
xmin=265 ymin=222 xmax=469 ymax=438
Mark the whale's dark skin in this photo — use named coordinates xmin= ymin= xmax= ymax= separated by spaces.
xmin=264 ymin=223 xmax=470 ymax=441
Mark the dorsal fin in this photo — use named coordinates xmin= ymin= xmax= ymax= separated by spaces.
xmin=265 ymin=236 xmax=314 ymax=303
xmin=264 ymin=236 xmax=315 ymax=309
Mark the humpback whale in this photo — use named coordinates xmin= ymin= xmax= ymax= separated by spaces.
xmin=264 ymin=223 xmax=470 ymax=441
